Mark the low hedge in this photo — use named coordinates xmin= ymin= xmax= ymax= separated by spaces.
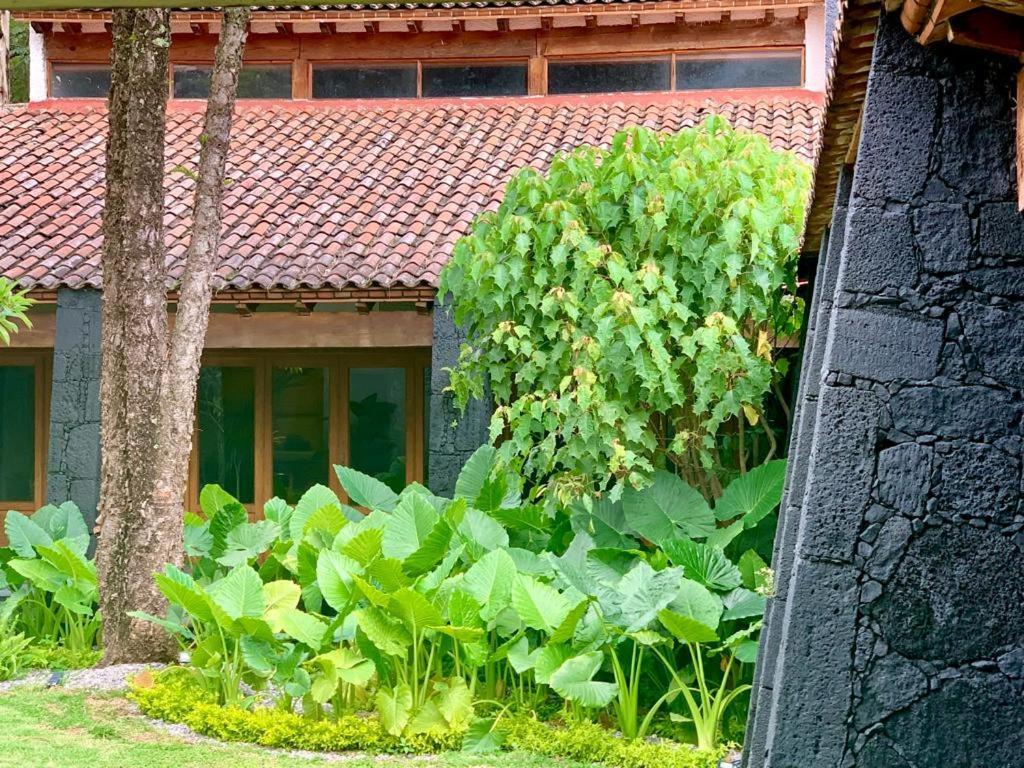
xmin=131 ymin=669 xmax=725 ymax=768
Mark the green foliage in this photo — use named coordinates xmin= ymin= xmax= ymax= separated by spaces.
xmin=0 ymin=276 xmax=33 ymax=344
xmin=0 ymin=502 xmax=100 ymax=652
xmin=439 ymin=119 xmax=810 ymax=496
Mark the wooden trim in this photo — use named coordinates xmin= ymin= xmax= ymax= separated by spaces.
xmin=0 ymin=351 xmax=51 ymax=521
xmin=1017 ymin=68 xmax=1024 ymax=211
xmin=203 ymin=310 xmax=433 ymax=349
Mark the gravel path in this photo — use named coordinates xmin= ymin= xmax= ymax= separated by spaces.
xmin=0 ymin=663 xmax=163 ymax=693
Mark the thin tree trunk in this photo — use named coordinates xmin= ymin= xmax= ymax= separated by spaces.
xmin=96 ymin=8 xmax=250 ymax=664
xmin=96 ymin=8 xmax=174 ymax=664
xmin=1 ymin=12 xmax=10 ymax=106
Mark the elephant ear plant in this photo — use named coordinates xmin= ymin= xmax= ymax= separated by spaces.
xmin=0 ymin=502 xmax=101 ymax=653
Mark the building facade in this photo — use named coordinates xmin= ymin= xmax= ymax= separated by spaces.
xmin=0 ymin=0 xmax=826 ymax=532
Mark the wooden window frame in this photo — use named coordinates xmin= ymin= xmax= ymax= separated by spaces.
xmin=169 ymin=60 xmax=295 ymax=100
xmin=308 ymin=57 xmax=530 ymax=99
xmin=187 ymin=348 xmax=430 ymax=516
xmin=672 ymin=47 xmax=806 ymax=90
xmin=46 ymin=62 xmax=112 ymax=100
xmin=0 ymin=351 xmax=51 ymax=514
xmin=545 ymin=53 xmax=672 ymax=95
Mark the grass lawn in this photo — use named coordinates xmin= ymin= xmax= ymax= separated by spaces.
xmin=0 ymin=686 xmax=596 ymax=768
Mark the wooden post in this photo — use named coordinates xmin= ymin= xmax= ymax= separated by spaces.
xmin=0 ymin=11 xmax=10 ymax=106
xmin=1018 ymin=66 xmax=1024 ymax=211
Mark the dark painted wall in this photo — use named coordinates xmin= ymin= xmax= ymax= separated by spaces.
xmin=46 ymin=288 xmax=102 ymax=531
xmin=746 ymin=14 xmax=1024 ymax=768
xmin=427 ymin=303 xmax=491 ymax=497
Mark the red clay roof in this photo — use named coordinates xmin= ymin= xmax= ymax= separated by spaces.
xmin=0 ymin=91 xmax=824 ymax=294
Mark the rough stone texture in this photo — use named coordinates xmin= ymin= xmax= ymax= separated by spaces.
xmin=427 ymin=303 xmax=491 ymax=497
xmin=745 ymin=15 xmax=1024 ymax=768
xmin=46 ymin=288 xmax=102 ymax=531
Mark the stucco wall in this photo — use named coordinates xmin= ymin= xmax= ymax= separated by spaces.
xmin=746 ymin=14 xmax=1024 ymax=767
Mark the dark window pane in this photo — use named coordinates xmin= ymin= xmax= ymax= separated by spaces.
xmin=423 ymin=366 xmax=431 ymax=489
xmin=548 ymin=58 xmax=669 ymax=95
xmin=676 ymin=55 xmax=802 ymax=90
xmin=422 ymin=63 xmax=527 ymax=97
xmin=198 ymin=367 xmax=255 ymax=504
xmin=0 ymin=366 xmax=35 ymax=502
xmin=50 ymin=67 xmax=110 ymax=98
xmin=349 ymin=368 xmax=406 ymax=493
xmin=312 ymin=65 xmax=417 ymax=99
xmin=273 ymin=367 xmax=330 ymax=504
xmin=174 ymin=65 xmax=292 ymax=99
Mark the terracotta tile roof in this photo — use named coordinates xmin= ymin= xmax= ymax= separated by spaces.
xmin=0 ymin=90 xmax=823 ymax=293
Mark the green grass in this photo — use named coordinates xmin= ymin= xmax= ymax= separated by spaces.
xmin=0 ymin=686 xmax=596 ymax=768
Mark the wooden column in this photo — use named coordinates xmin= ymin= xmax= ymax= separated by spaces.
xmin=1018 ymin=66 xmax=1024 ymax=211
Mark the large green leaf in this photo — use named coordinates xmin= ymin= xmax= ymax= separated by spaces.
xmin=335 ymin=465 xmax=399 ymax=512
xmin=290 ymin=484 xmax=343 ymax=542
xmin=4 ymin=511 xmax=53 ymax=558
xmin=602 ymin=562 xmax=683 ymax=632
xmin=570 ymin=497 xmax=635 ymax=549
xmin=202 ymin=485 xmax=248 ymax=558
xmin=510 ymin=574 xmax=571 ymax=634
xmin=382 ymin=493 xmax=439 ymax=562
xmin=721 ymin=587 xmax=766 ymax=621
xmin=32 ymin=502 xmax=88 ymax=542
xmin=317 ymin=550 xmax=357 ymax=613
xmin=662 ymin=538 xmax=742 ymax=592
xmin=549 ymin=652 xmax=617 ymax=708
xmin=533 ymin=643 xmax=573 ymax=685
xmin=154 ymin=565 xmax=215 ymax=624
xmin=408 ymin=699 xmax=447 ymax=736
xmin=207 ymin=565 xmax=265 ymax=620
xmin=377 ymin=683 xmax=413 ymax=736
xmin=9 ymin=558 xmax=62 ymax=591
xmin=437 ymin=677 xmax=474 ymax=730
xmin=714 ymin=459 xmax=787 ymax=524
xmin=270 ymin=607 xmax=328 ymax=651
xmin=622 ymin=470 xmax=715 ymax=542
xmin=454 ymin=444 xmax=497 ymax=504
xmin=658 ymin=578 xmax=722 ymax=643
xmin=658 ymin=609 xmax=719 ymax=644
xmin=462 ymin=549 xmax=517 ymax=623
xmin=389 ymin=587 xmax=443 ymax=634
xmin=738 ymin=549 xmax=770 ymax=592
xmin=340 ymin=527 xmax=384 ymax=566
xmin=355 ymin=606 xmax=412 ymax=656
xmin=36 ymin=540 xmax=97 ymax=587
xmin=184 ymin=513 xmax=213 ymax=558
xmin=127 ymin=610 xmax=194 ymax=642
xmin=462 ymin=717 xmax=507 ymax=753
xmin=456 ymin=508 xmax=510 ymax=561
xmin=262 ymin=580 xmax=301 ymax=613
xmin=217 ymin=520 xmax=278 ymax=567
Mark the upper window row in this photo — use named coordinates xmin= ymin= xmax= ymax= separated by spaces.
xmin=49 ymin=51 xmax=802 ymax=100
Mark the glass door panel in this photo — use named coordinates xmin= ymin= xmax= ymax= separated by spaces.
xmin=349 ymin=367 xmax=406 ymax=493
xmin=0 ymin=366 xmax=35 ymax=502
xmin=197 ymin=366 xmax=256 ymax=503
xmin=272 ymin=366 xmax=330 ymax=504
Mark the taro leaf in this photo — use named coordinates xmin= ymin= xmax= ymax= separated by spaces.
xmin=585 ymin=547 xmax=638 ymax=587
xmin=704 ymin=519 xmax=745 ymax=550
xmin=4 ymin=511 xmax=53 ymax=558
xmin=208 ymin=565 xmax=265 ymax=620
xmin=263 ymin=580 xmax=301 ymax=613
xmin=37 ymin=540 xmax=96 ymax=587
xmin=505 ymin=547 xmax=550 ymax=576
xmin=356 ymin=606 xmax=412 ymax=656
xmin=533 ymin=643 xmax=573 ymax=685
xmin=285 ymin=667 xmax=312 ymax=699
xmin=462 ymin=549 xmax=517 ymax=623
xmin=570 ymin=497 xmax=635 ymax=549
xmin=658 ymin=579 xmax=722 ymax=643
xmin=409 ymin=698 xmax=447 ymax=735
xmin=738 ymin=549 xmax=769 ymax=591
xmin=549 ymin=651 xmax=617 ymax=708
xmin=721 ymin=587 xmax=766 ymax=621
xmin=271 ymin=607 xmax=328 ymax=651
xmin=296 ymin=542 xmax=323 ymax=613
xmin=290 ymin=484 xmax=343 ymax=543
xmin=506 ymin=636 xmax=536 ymax=674
xmin=54 ymin=584 xmax=95 ymax=614
xmin=382 ymin=493 xmax=439 ymax=562
xmin=402 ymin=517 xmax=454 ymax=578
xmin=490 ymin=504 xmax=549 ymax=536
xmin=734 ymin=640 xmax=760 ymax=663
xmin=377 ymin=683 xmax=413 ymax=736
xmin=549 ymin=599 xmax=591 ymax=644
xmin=454 ymin=444 xmax=497 ymax=504
xmin=128 ymin=610 xmax=194 ymax=642
xmin=184 ymin=513 xmax=213 ymax=558
xmin=310 ymin=658 xmax=340 ymax=704
xmin=713 ymin=459 xmax=786 ymax=524
xmin=606 ymin=562 xmax=684 ymax=632
xmin=263 ymin=497 xmax=292 ymax=531
xmin=366 ymin=558 xmax=412 ymax=592
xmin=547 ymin=532 xmax=594 ymax=595
xmin=437 ymin=677 xmax=474 ymax=730
xmin=155 ymin=565 xmax=215 ymax=623
xmin=463 ymin=717 xmax=507 ymax=753
xmin=217 ymin=520 xmax=278 ymax=567
xmin=336 ymin=465 xmax=399 ymax=512
xmin=33 ymin=501 xmax=88 ymax=542
xmin=511 ymin=574 xmax=571 ymax=634
xmin=447 ymin=588 xmax=484 ymax=630
xmin=202 ymin=485 xmax=248 ymax=558
xmin=474 ymin=471 xmax=508 ymax=513
xmin=622 ymin=470 xmax=715 ymax=543
xmin=662 ymin=538 xmax=742 ymax=592
xmin=457 ymin=508 xmax=510 ymax=562
xmin=341 ymin=527 xmax=384 ymax=566
xmin=389 ymin=587 xmax=443 ymax=635
xmin=317 ymin=550 xmax=357 ymax=612
xmin=658 ymin=609 xmax=719 ymax=644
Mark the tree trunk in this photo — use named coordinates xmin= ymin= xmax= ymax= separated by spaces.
xmin=96 ymin=8 xmax=250 ymax=665
xmin=1 ymin=12 xmax=10 ymax=106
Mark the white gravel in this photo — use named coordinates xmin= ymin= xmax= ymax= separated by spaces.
xmin=0 ymin=663 xmax=164 ymax=693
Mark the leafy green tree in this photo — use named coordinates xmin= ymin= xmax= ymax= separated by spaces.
xmin=0 ymin=277 xmax=32 ymax=345
xmin=439 ymin=119 xmax=810 ymax=499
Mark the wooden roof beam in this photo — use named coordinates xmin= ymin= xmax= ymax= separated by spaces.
xmin=946 ymin=7 xmax=1024 ymax=57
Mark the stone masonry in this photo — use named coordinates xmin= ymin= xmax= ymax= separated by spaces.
xmin=46 ymin=288 xmax=102 ymax=532
xmin=745 ymin=14 xmax=1024 ymax=768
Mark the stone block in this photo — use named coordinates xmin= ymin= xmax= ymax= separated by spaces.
xmin=890 ymin=385 xmax=1018 ymax=439
xmin=966 ymin=266 xmax=1024 ymax=299
xmin=854 ymin=653 xmax=928 ymax=729
xmin=865 ymin=516 xmax=913 ymax=583
xmin=938 ymin=442 xmax=1019 ymax=525
xmin=961 ymin=301 xmax=1024 ymax=390
xmin=872 ymin=524 xmax=1024 ymax=663
xmin=65 ymin=423 xmax=100 ymax=481
xmin=978 ymin=202 xmax=1024 ymax=258
xmin=912 ymin=204 xmax=972 ymax=274
xmin=839 ymin=208 xmax=919 ymax=293
xmin=829 ymin=308 xmax=943 ymax=382
xmin=876 ymin=442 xmax=932 ymax=516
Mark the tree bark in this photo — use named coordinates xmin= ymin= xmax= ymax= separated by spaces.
xmin=96 ymin=8 xmax=250 ymax=665
xmin=1 ymin=12 xmax=10 ymax=106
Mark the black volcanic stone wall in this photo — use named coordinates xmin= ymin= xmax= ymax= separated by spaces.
xmin=46 ymin=288 xmax=102 ymax=531
xmin=745 ymin=15 xmax=1024 ymax=768
xmin=427 ymin=303 xmax=491 ymax=497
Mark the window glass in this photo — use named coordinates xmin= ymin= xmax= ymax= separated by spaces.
xmin=349 ymin=368 xmax=406 ymax=493
xmin=174 ymin=65 xmax=292 ymax=99
xmin=423 ymin=366 xmax=431 ymax=491
xmin=272 ymin=367 xmax=330 ymax=504
xmin=0 ymin=366 xmax=35 ymax=502
xmin=422 ymin=63 xmax=527 ymax=97
xmin=312 ymin=64 xmax=417 ymax=99
xmin=50 ymin=67 xmax=111 ymax=98
xmin=548 ymin=57 xmax=670 ymax=95
xmin=675 ymin=54 xmax=802 ymax=90
xmin=198 ymin=367 xmax=255 ymax=504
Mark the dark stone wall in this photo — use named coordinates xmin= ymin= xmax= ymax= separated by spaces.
xmin=427 ymin=304 xmax=491 ymax=497
xmin=746 ymin=15 xmax=1024 ymax=768
xmin=46 ymin=288 xmax=102 ymax=531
